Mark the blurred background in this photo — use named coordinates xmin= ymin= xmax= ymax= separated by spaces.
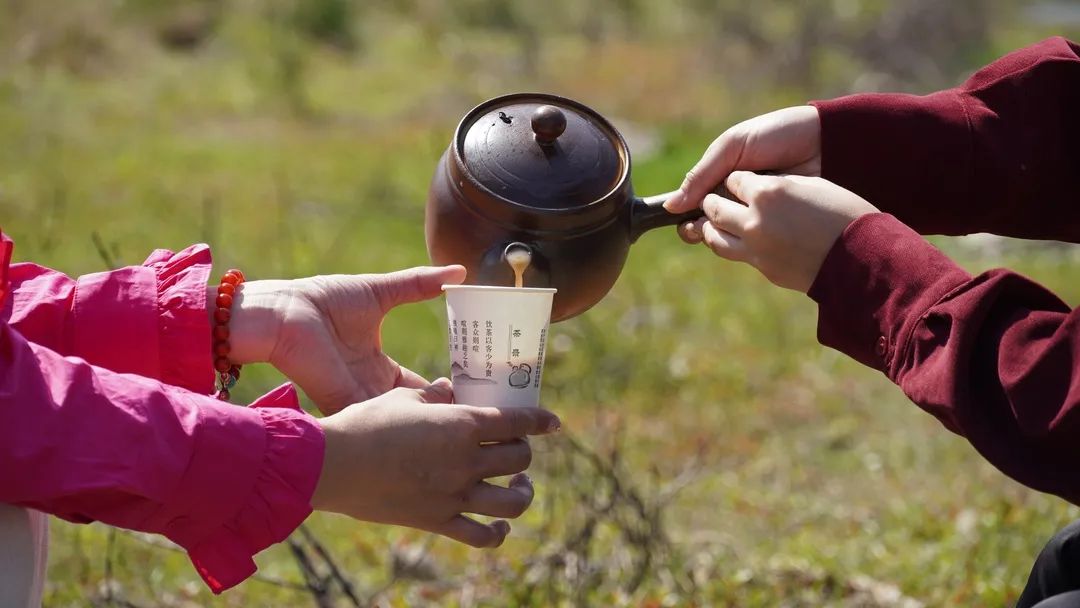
xmin=3 ymin=0 xmax=1080 ymax=605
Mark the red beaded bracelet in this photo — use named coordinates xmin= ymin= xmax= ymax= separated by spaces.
xmin=212 ymin=268 xmax=245 ymax=401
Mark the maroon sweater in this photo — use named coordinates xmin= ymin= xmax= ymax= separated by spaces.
xmin=807 ymin=37 xmax=1080 ymax=504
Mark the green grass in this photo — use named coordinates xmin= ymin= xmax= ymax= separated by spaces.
xmin=4 ymin=2 xmax=1080 ymax=606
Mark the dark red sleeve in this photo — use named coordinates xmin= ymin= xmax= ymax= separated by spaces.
xmin=811 ymin=36 xmax=1080 ymax=241
xmin=810 ymin=213 xmax=1080 ymax=505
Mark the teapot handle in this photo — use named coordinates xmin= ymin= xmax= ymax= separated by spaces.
xmin=629 ymin=192 xmax=705 ymax=242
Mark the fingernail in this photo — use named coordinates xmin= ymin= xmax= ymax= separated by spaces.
xmin=662 ymin=190 xmax=683 ymax=211
xmin=547 ymin=418 xmax=561 ymax=433
xmin=433 ymin=377 xmax=452 ymax=388
xmin=510 ymin=472 xmax=533 ymax=491
xmin=491 ymin=520 xmax=511 ymax=546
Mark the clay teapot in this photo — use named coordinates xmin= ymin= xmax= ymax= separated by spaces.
xmin=425 ymin=93 xmax=702 ymax=322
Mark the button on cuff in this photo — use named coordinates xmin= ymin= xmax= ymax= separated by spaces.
xmin=875 ymin=335 xmax=888 ymax=357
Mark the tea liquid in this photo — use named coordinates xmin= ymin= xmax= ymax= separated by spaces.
xmin=506 ymin=247 xmax=532 ymax=288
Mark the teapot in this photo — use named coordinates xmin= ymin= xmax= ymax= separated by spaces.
xmin=425 ymin=93 xmax=702 ymax=322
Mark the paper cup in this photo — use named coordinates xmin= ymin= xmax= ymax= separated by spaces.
xmin=443 ymin=285 xmax=556 ymax=408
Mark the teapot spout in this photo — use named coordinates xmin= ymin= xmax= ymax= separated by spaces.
xmin=503 ymin=242 xmax=533 ymax=265
xmin=629 ymin=192 xmax=704 ymax=242
xmin=472 ymin=241 xmax=550 ymax=290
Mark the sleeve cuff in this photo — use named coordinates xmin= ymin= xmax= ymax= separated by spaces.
xmin=180 ymin=384 xmax=324 ymax=594
xmin=72 ymin=245 xmax=215 ymax=393
xmin=807 ymin=213 xmax=972 ymax=373
xmin=145 ymin=245 xmax=215 ymax=393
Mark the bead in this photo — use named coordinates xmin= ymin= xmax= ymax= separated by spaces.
xmin=211 ymin=268 xmax=244 ymax=402
xmin=214 ymin=307 xmax=231 ymax=324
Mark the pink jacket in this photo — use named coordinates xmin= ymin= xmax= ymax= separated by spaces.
xmin=0 ymin=231 xmax=325 ymax=593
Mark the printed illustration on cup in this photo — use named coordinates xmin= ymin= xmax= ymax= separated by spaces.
xmin=450 ymin=360 xmax=495 ymax=386
xmin=508 ymin=363 xmax=532 ymax=389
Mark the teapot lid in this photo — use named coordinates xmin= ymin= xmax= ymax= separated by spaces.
xmin=455 ymin=93 xmax=627 ymax=211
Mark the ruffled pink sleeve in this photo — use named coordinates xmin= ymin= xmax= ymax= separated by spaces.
xmin=0 ymin=324 xmax=325 ymax=593
xmin=0 ymin=233 xmax=324 ymax=593
xmin=188 ymin=385 xmax=325 ymax=592
xmin=6 ymin=245 xmax=215 ymax=393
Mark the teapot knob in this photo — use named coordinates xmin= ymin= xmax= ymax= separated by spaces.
xmin=531 ymin=105 xmax=566 ymax=144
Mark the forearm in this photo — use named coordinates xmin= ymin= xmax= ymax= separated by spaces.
xmin=812 ymin=36 xmax=1080 ymax=240
xmin=0 ymin=323 xmax=324 ymax=593
xmin=811 ymin=213 xmax=1080 ymax=504
xmin=8 ymin=245 xmax=215 ymax=392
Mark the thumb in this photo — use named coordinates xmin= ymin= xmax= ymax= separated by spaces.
xmin=415 ymin=377 xmax=454 ymax=404
xmin=374 ymin=265 xmax=467 ymax=310
xmin=663 ymin=129 xmax=744 ymax=214
xmin=474 ymin=406 xmax=562 ymax=442
xmin=724 ymin=170 xmax=781 ymax=206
